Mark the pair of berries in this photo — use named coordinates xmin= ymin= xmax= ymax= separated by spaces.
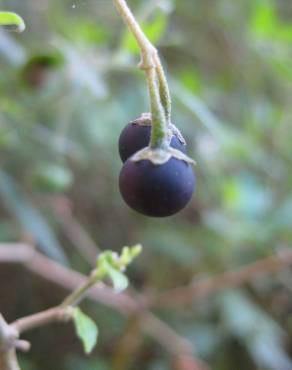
xmin=118 ymin=113 xmax=195 ymax=217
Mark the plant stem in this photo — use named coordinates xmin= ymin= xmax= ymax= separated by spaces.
xmin=11 ymin=267 xmax=108 ymax=335
xmin=10 ymin=246 xmax=142 ymax=336
xmin=0 ymin=350 xmax=20 ymax=370
xmin=113 ymin=0 xmax=156 ymax=69
xmin=61 ymin=268 xmax=107 ymax=307
xmin=0 ymin=315 xmax=21 ymax=370
xmin=154 ymin=53 xmax=171 ymax=123
xmin=146 ymin=68 xmax=168 ymax=149
xmin=12 ymin=307 xmax=67 ymax=334
xmin=113 ymin=0 xmax=171 ymax=148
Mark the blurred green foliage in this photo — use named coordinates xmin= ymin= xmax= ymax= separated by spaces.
xmin=0 ymin=0 xmax=292 ymax=369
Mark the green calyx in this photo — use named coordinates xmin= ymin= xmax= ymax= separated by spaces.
xmin=132 ymin=113 xmax=187 ymax=146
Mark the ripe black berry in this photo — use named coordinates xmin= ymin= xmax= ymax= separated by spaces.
xmin=119 ymin=158 xmax=195 ymax=217
xmin=119 ymin=120 xmax=186 ymax=163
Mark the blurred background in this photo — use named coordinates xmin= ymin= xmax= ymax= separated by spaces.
xmin=0 ymin=0 xmax=292 ymax=369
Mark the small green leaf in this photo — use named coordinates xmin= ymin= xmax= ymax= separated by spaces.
xmin=0 ymin=12 xmax=25 ymax=32
xmin=106 ymin=263 xmax=129 ymax=293
xmin=129 ymin=244 xmax=142 ymax=258
xmin=120 ymin=244 xmax=142 ymax=265
xmin=73 ymin=308 xmax=98 ymax=354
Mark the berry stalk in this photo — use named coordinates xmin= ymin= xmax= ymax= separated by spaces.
xmin=154 ymin=53 xmax=172 ymax=123
xmin=112 ymin=0 xmax=171 ymax=149
xmin=146 ymin=67 xmax=168 ymax=149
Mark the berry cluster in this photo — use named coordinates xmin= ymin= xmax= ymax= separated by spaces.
xmin=118 ymin=113 xmax=195 ymax=217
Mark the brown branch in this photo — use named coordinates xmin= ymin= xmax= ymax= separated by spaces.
xmin=141 ymin=313 xmax=193 ymax=355
xmin=0 ymin=244 xmax=206 ymax=368
xmin=1 ymin=243 xmax=292 ymax=365
xmin=0 ymin=245 xmax=142 ymax=370
xmin=12 ymin=307 xmax=70 ymax=334
xmin=51 ymin=197 xmax=100 ymax=263
xmin=153 ymin=248 xmax=292 ymax=308
xmin=1 ymin=243 xmax=292 ymax=358
xmin=0 ymin=349 xmax=20 ymax=370
xmin=173 ymin=354 xmax=210 ymax=370
xmin=0 ymin=243 xmax=138 ymax=314
xmin=0 ymin=315 xmax=20 ymax=370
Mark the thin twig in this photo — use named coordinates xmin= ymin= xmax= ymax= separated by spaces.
xmin=2 ymin=242 xmax=290 ymax=370
xmin=0 ymin=243 xmax=138 ymax=313
xmin=0 ymin=244 xmax=205 ymax=366
xmin=0 ymin=315 xmax=20 ymax=370
xmin=6 ymin=247 xmax=140 ymax=335
xmin=12 ymin=307 xmax=69 ymax=334
xmin=113 ymin=0 xmax=156 ymax=69
xmin=2 ymin=245 xmax=291 ymax=369
xmin=152 ymin=248 xmax=292 ymax=307
xmin=0 ymin=349 xmax=20 ymax=370
xmin=52 ymin=197 xmax=99 ymax=263
xmin=141 ymin=313 xmax=193 ymax=355
xmin=2 ymin=244 xmax=291 ymax=310
xmin=0 ymin=245 xmax=142 ymax=370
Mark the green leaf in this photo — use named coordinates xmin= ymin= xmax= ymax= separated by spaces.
xmin=73 ymin=308 xmax=98 ymax=354
xmin=106 ymin=263 xmax=129 ymax=293
xmin=0 ymin=12 xmax=25 ymax=32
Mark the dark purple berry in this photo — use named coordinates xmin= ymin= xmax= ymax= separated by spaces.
xmin=119 ymin=158 xmax=195 ymax=217
xmin=119 ymin=122 xmax=186 ymax=163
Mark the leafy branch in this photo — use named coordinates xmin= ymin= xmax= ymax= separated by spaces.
xmin=0 ymin=246 xmax=142 ymax=370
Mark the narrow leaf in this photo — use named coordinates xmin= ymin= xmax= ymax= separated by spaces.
xmin=73 ymin=308 xmax=98 ymax=354
xmin=0 ymin=170 xmax=68 ymax=264
xmin=0 ymin=12 xmax=25 ymax=32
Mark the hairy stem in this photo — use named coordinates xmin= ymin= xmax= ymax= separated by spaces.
xmin=113 ymin=0 xmax=155 ymax=68
xmin=113 ymin=0 xmax=171 ymax=148
xmin=146 ymin=68 xmax=168 ymax=148
xmin=154 ymin=53 xmax=171 ymax=123
xmin=61 ymin=268 xmax=107 ymax=307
